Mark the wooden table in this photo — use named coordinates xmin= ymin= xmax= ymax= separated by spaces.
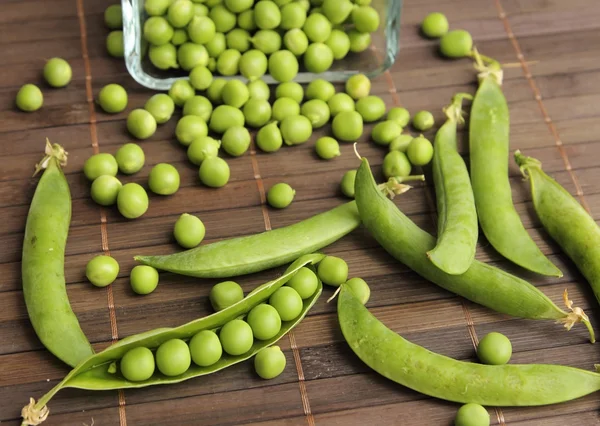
xmin=2 ymin=0 xmax=600 ymax=424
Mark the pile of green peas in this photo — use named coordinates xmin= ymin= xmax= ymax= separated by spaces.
xmin=420 ymin=12 xmax=474 ymax=59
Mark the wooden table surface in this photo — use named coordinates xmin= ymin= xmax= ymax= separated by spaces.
xmin=2 ymin=0 xmax=600 ymax=424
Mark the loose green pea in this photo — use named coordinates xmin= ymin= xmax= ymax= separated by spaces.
xmin=355 ymin=95 xmax=386 ymax=123
xmin=104 ymin=4 xmax=123 ymax=29
xmin=275 ymin=82 xmax=304 ymax=104
xmin=306 ymin=79 xmax=335 ymax=102
xmin=148 ymin=163 xmax=180 ymax=195
xmin=106 ymin=30 xmax=124 ymax=57
xmin=220 ymin=320 xmax=254 ymax=355
xmin=176 ymin=116 xmax=208 ymax=146
xmin=115 ymin=143 xmax=145 ymax=175
xmin=189 ymin=65 xmax=213 ymax=91
xmin=188 ymin=16 xmax=216 ymax=44
xmin=440 ymin=30 xmax=473 ymax=58
xmin=269 ymin=50 xmax=299 ymax=83
xmin=98 ymin=84 xmax=128 ymax=114
xmin=257 ymin=122 xmax=283 ymax=153
xmin=210 ymin=280 xmax=244 ymax=311
xmin=117 ymin=183 xmax=149 ymax=219
xmin=120 ymin=347 xmax=155 ymax=382
xmin=237 ymin=9 xmax=257 ymax=30
xmin=183 ymin=96 xmax=213 ymax=121
xmin=220 ymin=80 xmax=250 ymax=109
xmin=269 ymin=286 xmax=303 ymax=320
xmin=304 ymin=42 xmax=334 ymax=73
xmin=412 ymin=110 xmax=435 ymax=131
xmin=206 ymin=78 xmax=228 ymax=104
xmin=267 ymin=183 xmax=295 ymax=209
xmin=372 ymin=120 xmax=402 ymax=145
xmin=83 ymin=153 xmax=118 ymax=181
xmin=280 ymin=115 xmax=312 ymax=146
xmin=149 ymin=43 xmax=179 ymax=70
xmin=271 ymin=97 xmax=299 ymax=123
xmin=16 ymin=84 xmax=43 ymax=112
xmin=283 ymin=28 xmax=309 ymax=56
xmin=156 ymin=338 xmax=192 ymax=376
xmin=383 ymin=151 xmax=411 ymax=178
xmin=477 ymin=332 xmax=512 ymax=366
xmin=91 ymin=175 xmax=122 ymax=206
xmin=43 ymin=58 xmax=72 ymax=88
xmin=345 ymin=74 xmax=371 ymax=100
xmin=387 ymin=107 xmax=410 ymax=127
xmin=247 ymin=304 xmax=282 ymax=340
xmin=86 ymin=255 xmax=120 ymax=287
xmin=322 ymin=0 xmax=353 ymax=24
xmin=352 ymin=6 xmax=380 ymax=32
xmin=325 ymin=29 xmax=351 ymax=60
xmin=332 ymin=111 xmax=363 ymax=142
xmin=168 ymin=79 xmax=196 ymax=107
xmin=167 ymin=0 xmax=195 ymax=28
xmin=421 ymin=12 xmax=449 ymax=38
xmin=171 ymin=28 xmax=188 ymax=45
xmin=406 ymin=135 xmax=434 ymax=166
xmin=328 ymin=92 xmax=355 ymax=116
xmin=314 ymin=136 xmax=340 ymax=160
xmin=301 ymin=99 xmax=330 ymax=128
xmin=455 ymin=404 xmax=490 ymax=426
xmin=130 ymin=265 xmax=159 ymax=295
xmin=205 ymin=32 xmax=227 ymax=58
xmin=199 ymin=156 xmax=230 ymax=187
xmin=145 ymin=0 xmax=171 ymax=16
xmin=225 ymin=0 xmax=254 ymax=13
xmin=187 ymin=136 xmax=221 ymax=165
xmin=217 ymin=49 xmax=242 ymax=76
xmin=145 ymin=93 xmax=175 ymax=124
xmin=209 ymin=105 xmax=245 ymax=133
xmin=207 ymin=57 xmax=217 ymax=72
xmin=189 ymin=330 xmax=222 ymax=367
xmin=144 ymin=16 xmax=174 ymax=46
xmin=317 ymin=255 xmax=348 ymax=287
xmin=254 ymin=0 xmax=282 ymax=29
xmin=248 ymin=79 xmax=270 ymax=100
xmin=254 ymin=346 xmax=286 ymax=379
xmin=348 ymin=29 xmax=370 ymax=53
xmin=177 ymin=42 xmax=209 ymax=71
xmin=222 ymin=126 xmax=251 ymax=157
xmin=286 ymin=267 xmax=319 ymax=299
xmin=389 ymin=134 xmax=413 ymax=153
xmin=239 ymin=49 xmax=268 ymax=81
xmin=210 ymin=4 xmax=237 ymax=33
xmin=303 ymin=13 xmax=331 ymax=42
xmin=174 ymin=213 xmax=206 ymax=248
xmin=295 ymin=0 xmax=310 ymax=10
xmin=226 ymin=28 xmax=252 ymax=52
xmin=242 ymin=97 xmax=271 ymax=128
xmin=280 ymin=2 xmax=307 ymax=29
xmin=251 ymin=29 xmax=282 ymax=54
xmin=340 ymin=169 xmax=356 ymax=198
xmin=345 ymin=277 xmax=370 ymax=305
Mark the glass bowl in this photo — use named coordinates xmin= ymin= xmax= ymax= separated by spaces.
xmin=122 ymin=0 xmax=402 ymax=91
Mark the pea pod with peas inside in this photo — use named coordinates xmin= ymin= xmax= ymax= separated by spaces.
xmin=354 ymin=157 xmax=594 ymax=341
xmin=469 ymin=50 xmax=562 ymax=277
xmin=20 ymin=254 xmax=323 ymax=426
xmin=338 ymin=284 xmax=600 ymax=406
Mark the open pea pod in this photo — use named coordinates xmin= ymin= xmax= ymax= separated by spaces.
xmin=21 ymin=253 xmax=324 ymax=425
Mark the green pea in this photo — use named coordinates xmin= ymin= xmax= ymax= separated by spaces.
xmin=171 ymin=28 xmax=189 ymax=46
xmin=115 ymin=143 xmax=145 ymax=175
xmin=148 ymin=163 xmax=180 ymax=195
xmin=340 ymin=169 xmax=357 ymax=198
xmin=327 ymin=92 xmax=355 ymax=116
xmin=317 ymin=255 xmax=348 ymax=287
xmin=303 ymin=13 xmax=331 ymax=42
xmin=477 ymin=332 xmax=512 ymax=366
xmin=43 ymin=58 xmax=72 ymax=88
xmin=176 ymin=116 xmax=208 ymax=146
xmin=387 ymin=107 xmax=410 ymax=127
xmin=345 ymin=74 xmax=371 ymax=100
xmin=168 ymin=79 xmax=196 ymax=107
xmin=272 ymin=97 xmax=300 ymax=122
xmin=210 ymin=280 xmax=244 ymax=311
xmin=149 ymin=43 xmax=179 ymax=70
xmin=275 ymin=82 xmax=303 ymax=104
xmin=167 ymin=0 xmax=195 ymax=28
xmin=91 ymin=175 xmax=122 ymax=206
xmin=98 ymin=83 xmax=128 ymax=114
xmin=421 ymin=12 xmax=449 ymax=38
xmin=251 ymin=29 xmax=282 ymax=54
xmin=237 ymin=9 xmax=257 ymax=30
xmin=182 ymin=96 xmax=212 ymax=122
xmin=130 ymin=265 xmax=159 ymax=295
xmin=222 ymin=126 xmax=251 ymax=157
xmin=286 ymin=267 xmax=318 ymax=299
xmin=269 ymin=286 xmax=303 ymax=320
xmin=219 ymin=320 xmax=254 ymax=355
xmin=345 ymin=277 xmax=370 ymax=305
xmin=117 ymin=183 xmax=149 ymax=219
xmin=86 ymin=255 xmax=120 ymax=287
xmin=254 ymin=0 xmax=282 ymax=29
xmin=224 ymin=0 xmax=254 ymax=12
xmin=194 ymin=3 xmax=209 ymax=16
xmin=355 ymin=95 xmax=386 ymax=123
xmin=247 ymin=304 xmax=282 ymax=340
xmin=440 ymin=29 xmax=473 ymax=58
xmin=205 ymin=32 xmax=227 ymax=58
xmin=306 ymin=79 xmax=335 ymax=102
xmin=16 ymin=84 xmax=43 ymax=112
xmin=177 ymin=42 xmax=209 ymax=71
xmin=267 ymin=183 xmax=295 ymax=209
xmin=187 ymin=136 xmax=221 ymax=165
xmin=189 ymin=330 xmax=222 ymax=367
xmin=206 ymin=78 xmax=228 ymax=104
xmin=104 ymin=4 xmax=123 ymax=29
xmin=280 ymin=115 xmax=312 ymax=145
xmin=454 ymin=404 xmax=490 ymax=426
xmin=332 ymin=110 xmax=363 ymax=142
xmin=412 ymin=110 xmax=435 ymax=131
xmin=243 ymin=98 xmax=272 ymax=128
xmin=351 ymin=6 xmax=380 ymax=33
xmin=239 ymin=49 xmax=268 ymax=81
xmin=209 ymin=4 xmax=237 ymax=33
xmin=325 ymin=29 xmax=351 ymax=60
xmin=269 ymin=50 xmax=299 ymax=83
xmin=199 ymin=156 xmax=230 ymax=187
xmin=372 ymin=120 xmax=402 ymax=145
xmin=254 ymin=346 xmax=286 ymax=379
xmin=295 ymin=0 xmax=310 ymax=10
xmin=83 ymin=153 xmax=118 ymax=181
xmin=226 ymin=28 xmax=252 ymax=52
xmin=144 ymin=17 xmax=174 ymax=46
xmin=304 ymin=42 xmax=334 ymax=73
xmin=120 ymin=347 xmax=155 ymax=382
xmin=207 ymin=57 xmax=217 ymax=72
xmin=174 ymin=213 xmax=206 ymax=248
xmin=248 ymin=79 xmax=270 ymax=100
xmin=389 ymin=134 xmax=413 ymax=153
xmin=156 ymin=338 xmax=192 ymax=376
xmin=256 ymin=122 xmax=283 ymax=153
xmin=209 ymin=105 xmax=245 ymax=133
xmin=301 ymin=99 xmax=330 ymax=129
xmin=206 ymin=0 xmax=225 ymax=7
xmin=348 ymin=29 xmax=370 ymax=53
xmin=145 ymin=0 xmax=171 ymax=16
xmin=216 ymin=49 xmax=242 ymax=76
xmin=106 ymin=30 xmax=124 ymax=57
xmin=145 ymin=93 xmax=175 ymax=124
xmin=283 ymin=28 xmax=309 ymax=56
xmin=314 ymin=136 xmax=340 ymax=160
xmin=188 ymin=16 xmax=216 ymax=44
xmin=322 ymin=0 xmax=353 ymax=24
xmin=221 ymin=80 xmax=250 ymax=108
xmin=280 ymin=2 xmax=307 ymax=29
xmin=189 ymin=65 xmax=213 ymax=91
xmin=406 ymin=135 xmax=434 ymax=166
xmin=383 ymin=151 xmax=411 ymax=178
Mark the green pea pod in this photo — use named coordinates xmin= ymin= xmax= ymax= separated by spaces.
xmin=20 ymin=253 xmax=323 ymax=426
xmin=427 ymin=93 xmax=478 ymax=275
xmin=469 ymin=52 xmax=562 ymax=277
xmin=338 ymin=285 xmax=600 ymax=406
xmin=516 ymin=151 xmax=600 ymax=305
xmin=354 ymin=157 xmax=594 ymax=341
xmin=22 ymin=141 xmax=94 ymax=367
xmin=135 ymin=201 xmax=360 ymax=278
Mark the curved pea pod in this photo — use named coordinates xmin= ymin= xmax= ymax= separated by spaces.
xmin=469 ymin=52 xmax=562 ymax=277
xmin=135 ymin=201 xmax=360 ymax=278
xmin=516 ymin=151 xmax=600 ymax=305
xmin=354 ymin=157 xmax=595 ymax=341
xmin=427 ymin=93 xmax=478 ymax=275
xmin=338 ymin=285 xmax=600 ymax=406
xmin=22 ymin=141 xmax=94 ymax=367
xmin=20 ymin=254 xmax=324 ymax=426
